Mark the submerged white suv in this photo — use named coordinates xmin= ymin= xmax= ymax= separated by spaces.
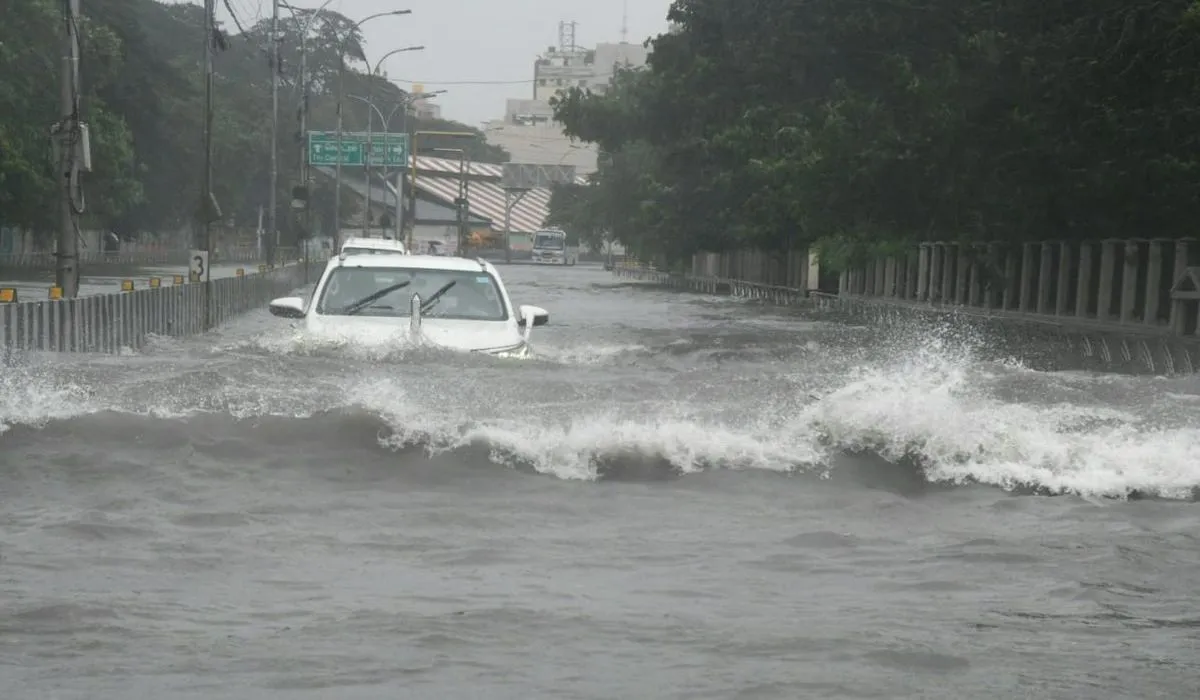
xmin=268 ymin=253 xmax=549 ymax=357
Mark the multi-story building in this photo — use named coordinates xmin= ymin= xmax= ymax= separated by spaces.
xmin=409 ymin=83 xmax=442 ymax=120
xmin=587 ymin=41 xmax=648 ymax=94
xmin=484 ymin=22 xmax=648 ymax=175
xmin=532 ymin=22 xmax=648 ymax=102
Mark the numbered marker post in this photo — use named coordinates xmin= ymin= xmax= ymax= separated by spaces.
xmin=189 ymin=249 xmax=209 ymax=283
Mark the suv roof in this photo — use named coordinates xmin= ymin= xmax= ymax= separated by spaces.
xmin=340 ymin=237 xmax=407 ymax=253
xmin=333 ymin=252 xmax=500 ymax=275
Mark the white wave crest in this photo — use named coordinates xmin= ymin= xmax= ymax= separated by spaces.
xmin=0 ymin=364 xmax=98 ymax=435
xmin=4 ymin=333 xmax=1199 ymax=499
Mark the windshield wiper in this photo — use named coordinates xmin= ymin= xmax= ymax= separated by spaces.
xmin=419 ymin=280 xmax=457 ymax=315
xmin=341 ymin=281 xmax=411 ymax=315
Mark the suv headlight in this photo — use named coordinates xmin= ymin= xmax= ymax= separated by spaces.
xmin=478 ymin=341 xmax=529 ymax=359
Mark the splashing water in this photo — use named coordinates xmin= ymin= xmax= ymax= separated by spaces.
xmin=4 ymin=322 xmax=1197 ymax=500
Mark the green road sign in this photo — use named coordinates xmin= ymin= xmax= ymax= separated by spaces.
xmin=307 ymin=131 xmax=409 ymax=167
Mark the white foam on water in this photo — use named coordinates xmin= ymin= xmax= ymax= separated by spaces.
xmin=0 ymin=363 xmax=98 ymax=435
xmin=350 ymin=337 xmax=1200 ymax=498
xmin=5 ymin=325 xmax=1199 ymax=499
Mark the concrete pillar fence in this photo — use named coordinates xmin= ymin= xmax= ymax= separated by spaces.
xmin=837 ymin=239 xmax=1199 ymax=338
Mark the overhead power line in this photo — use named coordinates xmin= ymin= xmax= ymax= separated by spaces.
xmin=386 ymin=73 xmax=627 ymax=86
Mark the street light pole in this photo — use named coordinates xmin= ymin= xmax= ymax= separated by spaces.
xmin=350 ymin=92 xmax=439 ymax=243
xmin=201 ymin=0 xmax=217 ymax=330
xmin=431 ymin=147 xmax=467 ymax=255
xmin=364 ymin=45 xmax=423 ymax=238
xmin=410 ymin=130 xmax=474 ymax=253
xmin=280 ymin=0 xmax=336 ymax=267
xmin=267 ymin=0 xmax=280 ymax=266
xmin=332 ymin=9 xmax=410 ymax=253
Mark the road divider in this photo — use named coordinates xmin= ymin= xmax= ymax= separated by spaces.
xmin=1 ymin=259 xmax=326 ymax=354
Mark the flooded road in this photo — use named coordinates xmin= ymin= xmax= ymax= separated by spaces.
xmin=2 ymin=264 xmax=1198 ymax=699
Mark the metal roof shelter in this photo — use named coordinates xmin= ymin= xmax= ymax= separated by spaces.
xmin=312 ymin=156 xmax=586 ymax=234
xmin=311 ymin=166 xmax=491 ymax=227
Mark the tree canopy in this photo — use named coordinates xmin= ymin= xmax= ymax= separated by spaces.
xmin=549 ymin=0 xmax=1200 ymax=268
xmin=1 ymin=0 xmax=507 ymax=245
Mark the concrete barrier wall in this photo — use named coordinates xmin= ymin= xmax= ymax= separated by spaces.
xmin=0 ymin=246 xmax=305 ymax=270
xmin=0 ymin=260 xmax=325 ymax=354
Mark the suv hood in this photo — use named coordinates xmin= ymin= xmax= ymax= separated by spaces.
xmin=305 ymin=314 xmax=521 ymax=352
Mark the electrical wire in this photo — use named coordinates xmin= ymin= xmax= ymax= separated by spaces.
xmin=385 ymin=72 xmax=627 ymax=86
xmin=222 ymin=0 xmax=250 ymax=35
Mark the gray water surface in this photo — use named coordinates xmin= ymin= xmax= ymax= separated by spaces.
xmin=2 ymin=265 xmax=1198 ymax=699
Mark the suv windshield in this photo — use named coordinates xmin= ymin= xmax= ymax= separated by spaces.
xmin=316 ymin=266 xmax=508 ymax=321
xmin=533 ymin=234 xmax=564 ymax=250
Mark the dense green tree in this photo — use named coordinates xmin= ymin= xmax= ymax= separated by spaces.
xmin=1 ymin=0 xmax=508 ymax=247
xmin=0 ymin=0 xmax=141 ymax=239
xmin=550 ymin=0 xmax=1200 ymax=270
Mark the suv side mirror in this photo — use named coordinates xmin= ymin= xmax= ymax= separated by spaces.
xmin=268 ymin=296 xmax=305 ymax=318
xmin=517 ymin=304 xmax=549 ymax=327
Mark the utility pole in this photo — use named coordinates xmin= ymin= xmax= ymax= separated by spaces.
xmin=200 ymin=0 xmax=219 ymax=330
xmin=333 ymin=69 xmax=345 ymax=253
xmin=55 ymin=0 xmax=84 ymax=299
xmin=462 ymin=154 xmax=472 ymax=257
xmin=331 ymin=11 xmax=412 ymax=253
xmin=298 ymin=26 xmax=311 ymax=276
xmin=502 ymin=190 xmax=528 ymax=265
xmin=267 ymin=0 xmax=280 ymax=266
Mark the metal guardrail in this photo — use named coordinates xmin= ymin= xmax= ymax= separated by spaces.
xmin=611 ymin=262 xmax=809 ymax=305
xmin=0 ymin=259 xmax=326 ymax=354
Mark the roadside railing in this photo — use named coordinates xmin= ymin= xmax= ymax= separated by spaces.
xmin=612 ymin=262 xmax=809 ymax=305
xmin=0 ymin=259 xmax=326 ymax=354
xmin=612 ymin=247 xmax=1199 ymax=374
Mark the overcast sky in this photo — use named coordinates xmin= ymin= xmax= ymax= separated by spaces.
xmin=181 ymin=0 xmax=674 ymax=127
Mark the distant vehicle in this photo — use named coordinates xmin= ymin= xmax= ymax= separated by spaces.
xmin=531 ymin=229 xmax=578 ymax=266
xmin=267 ymin=252 xmax=550 ymax=358
xmin=339 ymin=236 xmax=407 ymax=256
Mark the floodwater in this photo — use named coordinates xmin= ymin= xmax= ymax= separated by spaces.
xmin=2 ymin=264 xmax=1198 ymax=699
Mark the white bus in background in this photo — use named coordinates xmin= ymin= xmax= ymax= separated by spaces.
xmin=530 ymin=228 xmax=578 ymax=266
